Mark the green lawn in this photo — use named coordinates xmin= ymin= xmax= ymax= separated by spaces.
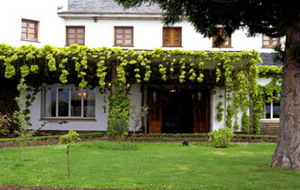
xmin=0 ymin=141 xmax=299 ymax=190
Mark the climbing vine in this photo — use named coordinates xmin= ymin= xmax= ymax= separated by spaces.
xmin=0 ymin=43 xmax=282 ymax=135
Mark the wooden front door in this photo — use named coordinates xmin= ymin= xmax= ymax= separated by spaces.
xmin=193 ymin=91 xmax=210 ymax=133
xmin=148 ymin=89 xmax=161 ymax=133
xmin=148 ymin=88 xmax=210 ymax=134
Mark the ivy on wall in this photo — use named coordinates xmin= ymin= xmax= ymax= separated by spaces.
xmin=0 ymin=43 xmax=282 ymax=134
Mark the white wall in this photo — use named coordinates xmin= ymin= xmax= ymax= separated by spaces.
xmin=65 ymin=18 xmax=280 ymax=53
xmin=210 ymin=87 xmax=249 ymax=132
xmin=128 ymin=84 xmax=143 ymax=131
xmin=0 ymin=0 xmax=67 ymax=47
xmin=0 ymin=0 xmax=282 ymax=53
xmin=211 ymin=87 xmax=226 ymax=131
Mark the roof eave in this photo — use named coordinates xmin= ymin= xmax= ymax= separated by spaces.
xmin=58 ymin=12 xmax=163 ymax=20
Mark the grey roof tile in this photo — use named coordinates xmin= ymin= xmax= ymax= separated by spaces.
xmin=66 ymin=0 xmax=162 ymax=14
xmin=259 ymin=53 xmax=283 ymax=66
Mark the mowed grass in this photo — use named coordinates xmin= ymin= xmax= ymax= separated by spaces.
xmin=0 ymin=141 xmax=300 ymax=190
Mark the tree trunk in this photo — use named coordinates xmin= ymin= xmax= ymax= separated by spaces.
xmin=67 ymin=146 xmax=70 ymax=178
xmin=271 ymin=20 xmax=300 ymax=169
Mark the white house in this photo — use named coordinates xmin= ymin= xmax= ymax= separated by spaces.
xmin=0 ymin=0 xmax=282 ymax=134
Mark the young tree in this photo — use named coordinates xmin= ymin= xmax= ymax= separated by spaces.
xmin=115 ymin=0 xmax=300 ymax=169
xmin=59 ymin=130 xmax=81 ymax=178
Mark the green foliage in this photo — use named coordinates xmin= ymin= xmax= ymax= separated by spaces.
xmin=115 ymin=0 xmax=292 ymax=38
xmin=209 ymin=127 xmax=234 ymax=148
xmin=59 ymin=130 xmax=81 ymax=147
xmin=226 ymin=104 xmax=234 ymax=129
xmin=241 ymin=112 xmax=250 ymax=132
xmin=0 ymin=43 xmax=283 ymax=135
xmin=216 ymin=101 xmax=224 ymax=122
xmin=59 ymin=130 xmax=81 ymax=178
xmin=107 ymin=83 xmax=130 ymax=141
xmin=258 ymin=65 xmax=283 ymax=77
xmin=2 ymin=142 xmax=294 ymax=189
xmin=0 ymin=113 xmax=19 ymax=135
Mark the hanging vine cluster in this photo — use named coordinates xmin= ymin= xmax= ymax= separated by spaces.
xmin=0 ymin=43 xmax=282 ymax=134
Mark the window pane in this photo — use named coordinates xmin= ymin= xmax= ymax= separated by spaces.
xmin=125 ymin=34 xmax=131 ymax=39
xmin=264 ymin=103 xmax=271 ymax=119
xmin=263 ymin=36 xmax=269 ymax=40
xmin=273 ymin=101 xmax=280 ymax=118
xmin=71 ymin=89 xmax=82 ymax=117
xmin=22 ymin=22 xmax=27 ymax=27
xmin=77 ymin=34 xmax=83 ymax=39
xmin=125 ymin=40 xmax=131 ymax=44
xmin=272 ymin=40 xmax=278 ymax=45
xmin=77 ymin=39 xmax=83 ymax=44
xmin=116 ymin=40 xmax=123 ymax=44
xmin=44 ymin=87 xmax=56 ymax=117
xmin=116 ymin=35 xmax=123 ymax=38
xmin=263 ymin=41 xmax=269 ymax=45
xmin=83 ymin=89 xmax=95 ymax=117
xmin=21 ymin=33 xmax=27 ymax=38
xmin=29 ymin=23 xmax=35 ymax=28
xmin=68 ymin=29 xmax=75 ymax=33
xmin=68 ymin=34 xmax=75 ymax=38
xmin=58 ymin=88 xmax=69 ymax=116
xmin=125 ymin=29 xmax=132 ymax=34
xmin=69 ymin=39 xmax=75 ymax=44
xmin=116 ymin=29 xmax=123 ymax=33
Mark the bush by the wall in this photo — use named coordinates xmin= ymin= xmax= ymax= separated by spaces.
xmin=209 ymin=127 xmax=234 ymax=148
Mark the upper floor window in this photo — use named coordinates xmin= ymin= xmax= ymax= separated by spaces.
xmin=42 ymin=87 xmax=96 ymax=119
xmin=262 ymin=34 xmax=280 ymax=48
xmin=114 ymin=26 xmax=134 ymax=46
xmin=262 ymin=100 xmax=280 ymax=119
xmin=163 ymin=27 xmax=182 ymax=47
xmin=66 ymin=26 xmax=85 ymax=46
xmin=212 ymin=28 xmax=231 ymax=48
xmin=21 ymin=19 xmax=38 ymax=41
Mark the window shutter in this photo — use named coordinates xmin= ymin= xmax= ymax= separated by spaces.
xmin=173 ymin=28 xmax=182 ymax=46
xmin=163 ymin=28 xmax=171 ymax=46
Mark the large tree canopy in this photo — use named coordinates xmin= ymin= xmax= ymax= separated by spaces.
xmin=115 ymin=0 xmax=300 ymax=169
xmin=116 ymin=0 xmax=298 ymax=37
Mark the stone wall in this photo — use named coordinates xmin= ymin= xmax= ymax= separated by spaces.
xmin=260 ymin=120 xmax=279 ymax=135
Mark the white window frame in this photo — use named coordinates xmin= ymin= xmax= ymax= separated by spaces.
xmin=41 ymin=86 xmax=96 ymax=119
xmin=262 ymin=101 xmax=280 ymax=120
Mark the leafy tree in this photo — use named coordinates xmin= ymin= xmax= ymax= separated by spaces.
xmin=115 ymin=0 xmax=300 ymax=169
xmin=59 ymin=130 xmax=81 ymax=178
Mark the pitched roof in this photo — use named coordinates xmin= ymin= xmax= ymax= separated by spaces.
xmin=65 ymin=0 xmax=162 ymax=14
xmin=260 ymin=53 xmax=283 ymax=66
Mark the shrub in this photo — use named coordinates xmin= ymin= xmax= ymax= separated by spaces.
xmin=209 ymin=127 xmax=233 ymax=148
xmin=0 ymin=113 xmax=20 ymax=136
